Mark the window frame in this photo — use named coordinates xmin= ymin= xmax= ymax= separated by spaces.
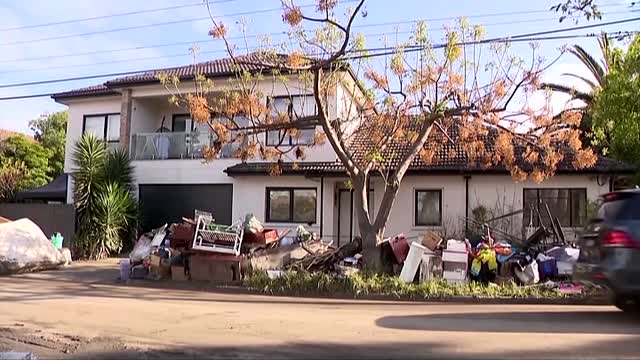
xmin=265 ymin=95 xmax=317 ymax=147
xmin=82 ymin=113 xmax=121 ymax=143
xmin=171 ymin=113 xmax=194 ymax=132
xmin=522 ymin=187 xmax=587 ymax=228
xmin=414 ymin=189 xmax=443 ymax=227
xmin=265 ymin=187 xmax=317 ymax=224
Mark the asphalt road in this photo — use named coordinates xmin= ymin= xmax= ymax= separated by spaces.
xmin=1 ymin=260 xmax=640 ymax=359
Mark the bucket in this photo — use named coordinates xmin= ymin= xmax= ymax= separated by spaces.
xmin=119 ymin=259 xmax=131 ymax=281
xmin=399 ymin=241 xmax=426 ymax=283
xmin=50 ymin=233 xmax=63 ymax=250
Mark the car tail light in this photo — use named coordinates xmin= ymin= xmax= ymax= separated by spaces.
xmin=602 ymin=230 xmax=640 ymax=248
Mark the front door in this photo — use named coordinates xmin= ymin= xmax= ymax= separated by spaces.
xmin=337 ymin=189 xmax=374 ymax=247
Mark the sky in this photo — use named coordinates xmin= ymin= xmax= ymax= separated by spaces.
xmin=0 ymin=0 xmax=637 ymax=134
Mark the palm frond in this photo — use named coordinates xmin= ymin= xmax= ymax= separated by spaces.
xmin=569 ymin=45 xmax=606 ymax=86
xmin=561 ymin=73 xmax=598 ymax=90
xmin=103 ymin=149 xmax=134 ymax=190
xmin=71 ymin=135 xmax=138 ymax=259
xmin=72 ymin=134 xmax=105 ymax=216
xmin=539 ymin=83 xmax=594 ymax=104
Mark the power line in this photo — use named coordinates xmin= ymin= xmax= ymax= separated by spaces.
xmin=0 ymin=0 xmax=627 ymax=35
xmin=0 ymin=17 xmax=638 ymax=98
xmin=1 ymin=10 xmax=633 ymax=74
xmin=343 ymin=17 xmax=640 ymax=60
xmin=352 ymin=1 xmax=628 ymax=29
xmin=0 ymin=1 xmax=357 ymax=47
xmin=0 ymin=7 xmax=632 ymax=67
xmin=1 ymin=26 xmax=632 ymax=75
xmin=0 ymin=69 xmax=164 ymax=89
xmin=0 ymin=1 xmax=233 ymax=32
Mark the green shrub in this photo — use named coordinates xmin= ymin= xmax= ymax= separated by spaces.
xmin=244 ymin=271 xmax=596 ymax=300
xmin=73 ymin=134 xmax=138 ymax=259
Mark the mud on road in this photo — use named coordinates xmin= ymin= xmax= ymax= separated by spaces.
xmin=0 ymin=324 xmax=193 ymax=360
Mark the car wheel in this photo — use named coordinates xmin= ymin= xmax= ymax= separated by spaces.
xmin=614 ymin=295 xmax=640 ymax=312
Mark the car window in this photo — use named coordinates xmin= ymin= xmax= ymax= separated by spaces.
xmin=596 ymin=195 xmax=640 ymax=221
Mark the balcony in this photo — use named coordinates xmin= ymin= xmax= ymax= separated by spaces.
xmin=130 ymin=131 xmax=239 ymax=160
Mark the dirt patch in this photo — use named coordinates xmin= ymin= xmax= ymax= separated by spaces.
xmin=0 ymin=324 xmax=137 ymax=359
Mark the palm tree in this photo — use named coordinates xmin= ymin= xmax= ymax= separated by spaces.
xmin=541 ymin=33 xmax=620 ymax=107
xmin=541 ymin=33 xmax=621 ymax=149
xmin=72 ymin=134 xmax=138 ymax=259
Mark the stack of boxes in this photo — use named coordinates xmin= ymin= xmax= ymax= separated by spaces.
xmin=442 ymin=239 xmax=468 ymax=283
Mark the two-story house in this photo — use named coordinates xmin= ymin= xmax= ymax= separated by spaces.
xmin=53 ymin=53 xmax=633 ymax=246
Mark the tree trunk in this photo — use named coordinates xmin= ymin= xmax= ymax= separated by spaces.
xmin=352 ymin=174 xmax=393 ymax=271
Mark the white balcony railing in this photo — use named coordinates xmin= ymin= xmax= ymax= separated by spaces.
xmin=130 ymin=132 xmax=239 ymax=160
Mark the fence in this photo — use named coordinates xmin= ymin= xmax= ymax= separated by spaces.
xmin=0 ymin=204 xmax=76 ymax=247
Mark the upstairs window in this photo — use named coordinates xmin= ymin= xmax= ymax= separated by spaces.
xmin=266 ymin=95 xmax=316 ymax=146
xmin=83 ymin=114 xmax=120 ymax=142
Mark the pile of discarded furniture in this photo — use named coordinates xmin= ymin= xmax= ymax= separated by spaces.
xmin=384 ymin=202 xmax=582 ymax=290
xmin=122 ymin=211 xmax=362 ymax=282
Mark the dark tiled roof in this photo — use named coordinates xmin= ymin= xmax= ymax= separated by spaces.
xmin=349 ymin=120 xmax=634 ymax=174
xmin=225 ymin=162 xmax=344 ymax=176
xmin=226 ymin=122 xmax=635 ymax=176
xmin=104 ymin=52 xmax=316 ymax=87
xmin=52 ymin=52 xmax=324 ymax=100
xmin=52 ymin=84 xmax=118 ymax=100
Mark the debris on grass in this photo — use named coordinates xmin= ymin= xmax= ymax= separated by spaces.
xmin=243 ymin=271 xmax=603 ymax=300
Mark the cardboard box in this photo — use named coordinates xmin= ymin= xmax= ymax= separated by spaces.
xmin=171 ymin=266 xmax=189 ymax=281
xmin=422 ymin=231 xmax=442 ymax=252
xmin=443 ymin=269 xmax=467 ymax=283
xmin=442 ymin=250 xmax=468 ymax=263
xmin=149 ymin=254 xmax=162 ymax=267
xmin=190 ymin=254 xmax=241 ymax=283
xmin=149 ymin=264 xmax=171 ymax=279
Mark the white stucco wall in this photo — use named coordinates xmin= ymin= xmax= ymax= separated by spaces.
xmin=63 ymin=96 xmax=122 ymax=174
xmin=129 ymin=77 xmax=340 ymax=163
xmin=361 ymin=173 xmax=611 ymax=242
xmin=231 ymin=175 xmax=334 ymax=237
xmin=373 ymin=176 xmax=467 ymax=241
xmin=467 ymin=174 xmax=610 ymax=240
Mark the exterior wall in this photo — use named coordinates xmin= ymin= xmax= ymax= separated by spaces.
xmin=231 ymin=175 xmax=335 ymax=237
xmin=467 ymin=174 xmax=610 ymax=240
xmin=129 ymin=77 xmax=340 ymax=162
xmin=373 ymin=176 xmax=467 ymax=241
xmin=63 ymin=96 xmax=122 ymax=174
xmin=362 ymin=173 xmax=611 ymax=243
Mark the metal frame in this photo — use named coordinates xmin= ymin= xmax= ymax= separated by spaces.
xmin=522 ymin=187 xmax=587 ymax=228
xmin=265 ymin=95 xmax=316 ymax=147
xmin=82 ymin=113 xmax=120 ymax=143
xmin=265 ymin=187 xmax=317 ymax=224
xmin=414 ymin=189 xmax=443 ymax=226
xmin=192 ymin=215 xmax=244 ymax=255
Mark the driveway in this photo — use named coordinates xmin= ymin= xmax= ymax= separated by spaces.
xmin=1 ymin=259 xmax=639 ymax=359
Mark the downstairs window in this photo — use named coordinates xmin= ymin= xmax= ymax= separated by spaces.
xmin=523 ymin=188 xmax=587 ymax=227
xmin=266 ymin=187 xmax=317 ymax=223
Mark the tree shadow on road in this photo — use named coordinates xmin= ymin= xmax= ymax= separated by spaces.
xmin=376 ymin=310 xmax=640 ymax=334
xmin=69 ymin=336 xmax=640 ymax=360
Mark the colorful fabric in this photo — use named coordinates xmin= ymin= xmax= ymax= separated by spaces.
xmin=470 ymin=247 xmax=498 ymax=276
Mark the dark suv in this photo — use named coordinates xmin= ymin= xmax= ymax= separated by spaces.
xmin=574 ymin=189 xmax=640 ymax=312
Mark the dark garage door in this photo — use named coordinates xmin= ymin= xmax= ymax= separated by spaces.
xmin=138 ymin=184 xmax=233 ymax=231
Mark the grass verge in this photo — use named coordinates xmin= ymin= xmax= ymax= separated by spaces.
xmin=244 ymin=271 xmax=603 ymax=301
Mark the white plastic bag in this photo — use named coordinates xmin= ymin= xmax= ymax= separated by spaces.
xmin=129 ymin=235 xmax=152 ymax=263
xmin=243 ymin=213 xmax=264 ymax=234
xmin=514 ymin=261 xmax=540 ymax=285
